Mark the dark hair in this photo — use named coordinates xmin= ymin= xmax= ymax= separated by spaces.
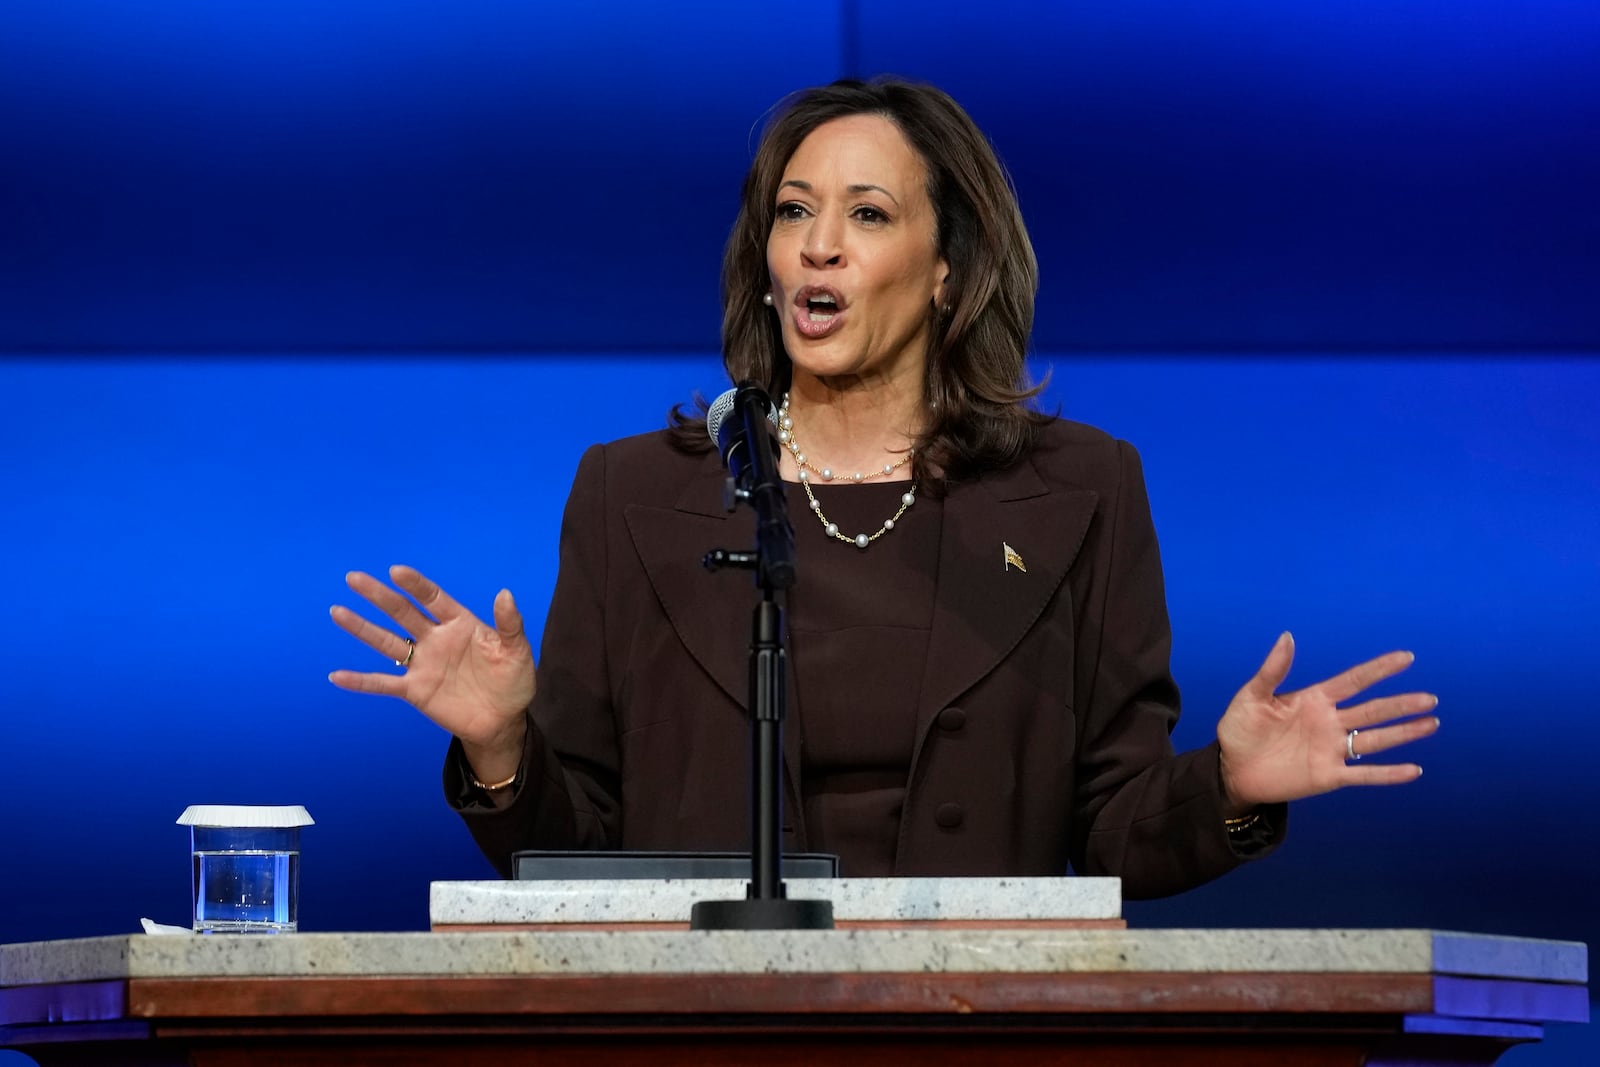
xmin=673 ymin=77 xmax=1047 ymax=482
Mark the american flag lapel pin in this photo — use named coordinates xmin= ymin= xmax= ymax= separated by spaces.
xmin=1003 ymin=542 xmax=1027 ymax=573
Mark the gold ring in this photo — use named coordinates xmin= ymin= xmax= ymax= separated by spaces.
xmin=395 ymin=639 xmax=416 ymax=668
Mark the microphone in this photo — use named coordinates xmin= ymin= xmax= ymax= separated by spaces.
xmin=706 ymin=385 xmax=778 ymax=484
xmin=705 ymin=383 xmax=794 ymax=590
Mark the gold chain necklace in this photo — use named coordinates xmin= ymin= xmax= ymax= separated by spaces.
xmin=778 ymin=393 xmax=917 ymax=549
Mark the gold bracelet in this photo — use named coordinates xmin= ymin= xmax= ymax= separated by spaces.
xmin=1224 ymin=812 xmax=1262 ymax=832
xmin=469 ymin=765 xmax=520 ymax=793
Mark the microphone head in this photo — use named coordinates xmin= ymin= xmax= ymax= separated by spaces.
xmin=707 ymin=386 xmax=778 ymax=459
xmin=706 ymin=388 xmax=740 ymax=456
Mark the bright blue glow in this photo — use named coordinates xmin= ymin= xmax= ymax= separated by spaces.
xmin=1 ymin=355 xmax=1595 ymax=960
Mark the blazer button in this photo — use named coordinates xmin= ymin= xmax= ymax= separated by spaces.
xmin=937 ymin=706 xmax=967 ymax=731
xmin=935 ymin=803 xmax=965 ymax=829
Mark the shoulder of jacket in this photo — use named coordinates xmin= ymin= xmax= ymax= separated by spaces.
xmin=582 ymin=428 xmax=715 ymax=499
xmin=1025 ymin=416 xmax=1135 ymax=489
xmin=590 ymin=427 xmax=685 ymax=460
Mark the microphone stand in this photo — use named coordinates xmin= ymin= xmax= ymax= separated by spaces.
xmin=693 ymin=383 xmax=834 ymax=931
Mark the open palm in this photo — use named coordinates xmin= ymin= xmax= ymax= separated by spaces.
xmin=1217 ymin=632 xmax=1439 ymax=809
xmin=329 ymin=565 xmax=535 ymax=753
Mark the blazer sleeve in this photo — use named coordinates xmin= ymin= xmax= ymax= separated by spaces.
xmin=1068 ymin=439 xmax=1284 ymax=899
xmin=443 ymin=443 xmax=623 ymax=877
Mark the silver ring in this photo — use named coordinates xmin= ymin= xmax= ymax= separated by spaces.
xmin=1346 ymin=728 xmax=1361 ymax=761
xmin=395 ymin=639 xmax=415 ymax=668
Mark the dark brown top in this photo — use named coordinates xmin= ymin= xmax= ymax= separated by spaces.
xmin=446 ymin=423 xmax=1285 ymax=896
xmin=786 ymin=479 xmax=941 ymax=877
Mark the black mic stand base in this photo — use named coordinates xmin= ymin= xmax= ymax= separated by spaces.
xmin=689 ymin=897 xmax=835 ymax=931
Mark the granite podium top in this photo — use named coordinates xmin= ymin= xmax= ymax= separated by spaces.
xmin=429 ymin=876 xmax=1122 ymax=927
xmin=0 ymin=928 xmax=1586 ymax=989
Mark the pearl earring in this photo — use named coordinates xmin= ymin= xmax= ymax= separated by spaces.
xmin=762 ymin=293 xmax=774 ymax=307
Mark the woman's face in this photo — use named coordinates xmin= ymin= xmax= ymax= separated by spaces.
xmin=766 ymin=114 xmax=949 ymax=390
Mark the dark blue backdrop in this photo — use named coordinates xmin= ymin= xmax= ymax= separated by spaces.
xmin=2 ymin=0 xmax=1596 ymax=352
xmin=1 ymin=2 xmax=1595 ymax=1062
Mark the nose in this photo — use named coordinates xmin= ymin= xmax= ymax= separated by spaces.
xmin=800 ymin=214 xmax=844 ymax=269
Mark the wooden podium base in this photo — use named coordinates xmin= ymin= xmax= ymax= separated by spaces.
xmin=1 ymin=929 xmax=1585 ymax=1066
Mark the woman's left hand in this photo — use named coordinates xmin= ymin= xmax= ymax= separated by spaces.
xmin=1217 ymin=632 xmax=1440 ymax=810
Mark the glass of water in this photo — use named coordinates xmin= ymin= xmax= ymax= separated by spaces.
xmin=177 ymin=805 xmax=313 ymax=933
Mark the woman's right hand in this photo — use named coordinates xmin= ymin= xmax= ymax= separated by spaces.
xmin=329 ymin=566 xmax=536 ymax=782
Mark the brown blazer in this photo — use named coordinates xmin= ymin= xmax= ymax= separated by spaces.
xmin=446 ymin=419 xmax=1281 ymax=897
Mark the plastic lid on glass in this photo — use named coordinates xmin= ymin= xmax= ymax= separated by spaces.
xmin=176 ymin=805 xmax=315 ymax=828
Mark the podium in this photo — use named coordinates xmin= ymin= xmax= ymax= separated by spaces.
xmin=1 ymin=929 xmax=1586 ymax=1065
xmin=1 ymin=880 xmax=1587 ymax=1065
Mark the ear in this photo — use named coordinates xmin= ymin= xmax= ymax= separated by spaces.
xmin=932 ymin=257 xmax=951 ymax=311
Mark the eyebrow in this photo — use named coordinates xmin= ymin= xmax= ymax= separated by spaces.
xmin=778 ymin=179 xmax=901 ymax=207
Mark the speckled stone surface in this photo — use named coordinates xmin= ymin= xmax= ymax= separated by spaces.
xmin=0 ymin=929 xmax=1586 ymax=989
xmin=429 ymin=877 xmax=1122 ymax=926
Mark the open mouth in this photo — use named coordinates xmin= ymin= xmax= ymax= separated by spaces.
xmin=805 ymin=293 xmax=838 ymax=322
xmin=792 ymin=286 xmax=846 ymax=338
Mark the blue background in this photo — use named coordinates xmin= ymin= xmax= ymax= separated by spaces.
xmin=1 ymin=2 xmax=1595 ymax=1061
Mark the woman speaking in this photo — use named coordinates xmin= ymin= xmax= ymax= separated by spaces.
xmin=329 ymin=79 xmax=1438 ymax=897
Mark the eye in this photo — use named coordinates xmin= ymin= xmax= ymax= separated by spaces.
xmin=774 ymin=201 xmax=810 ymax=222
xmin=852 ymin=204 xmax=891 ymax=226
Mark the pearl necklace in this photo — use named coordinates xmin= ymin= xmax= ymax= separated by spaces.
xmin=778 ymin=393 xmax=917 ymax=550
xmin=777 ymin=394 xmax=916 ymax=484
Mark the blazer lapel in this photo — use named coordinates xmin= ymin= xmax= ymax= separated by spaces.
xmin=910 ymin=457 xmax=1099 ymax=766
xmin=625 ymin=454 xmax=809 ymax=839
xmin=624 ymin=452 xmax=752 ymax=711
